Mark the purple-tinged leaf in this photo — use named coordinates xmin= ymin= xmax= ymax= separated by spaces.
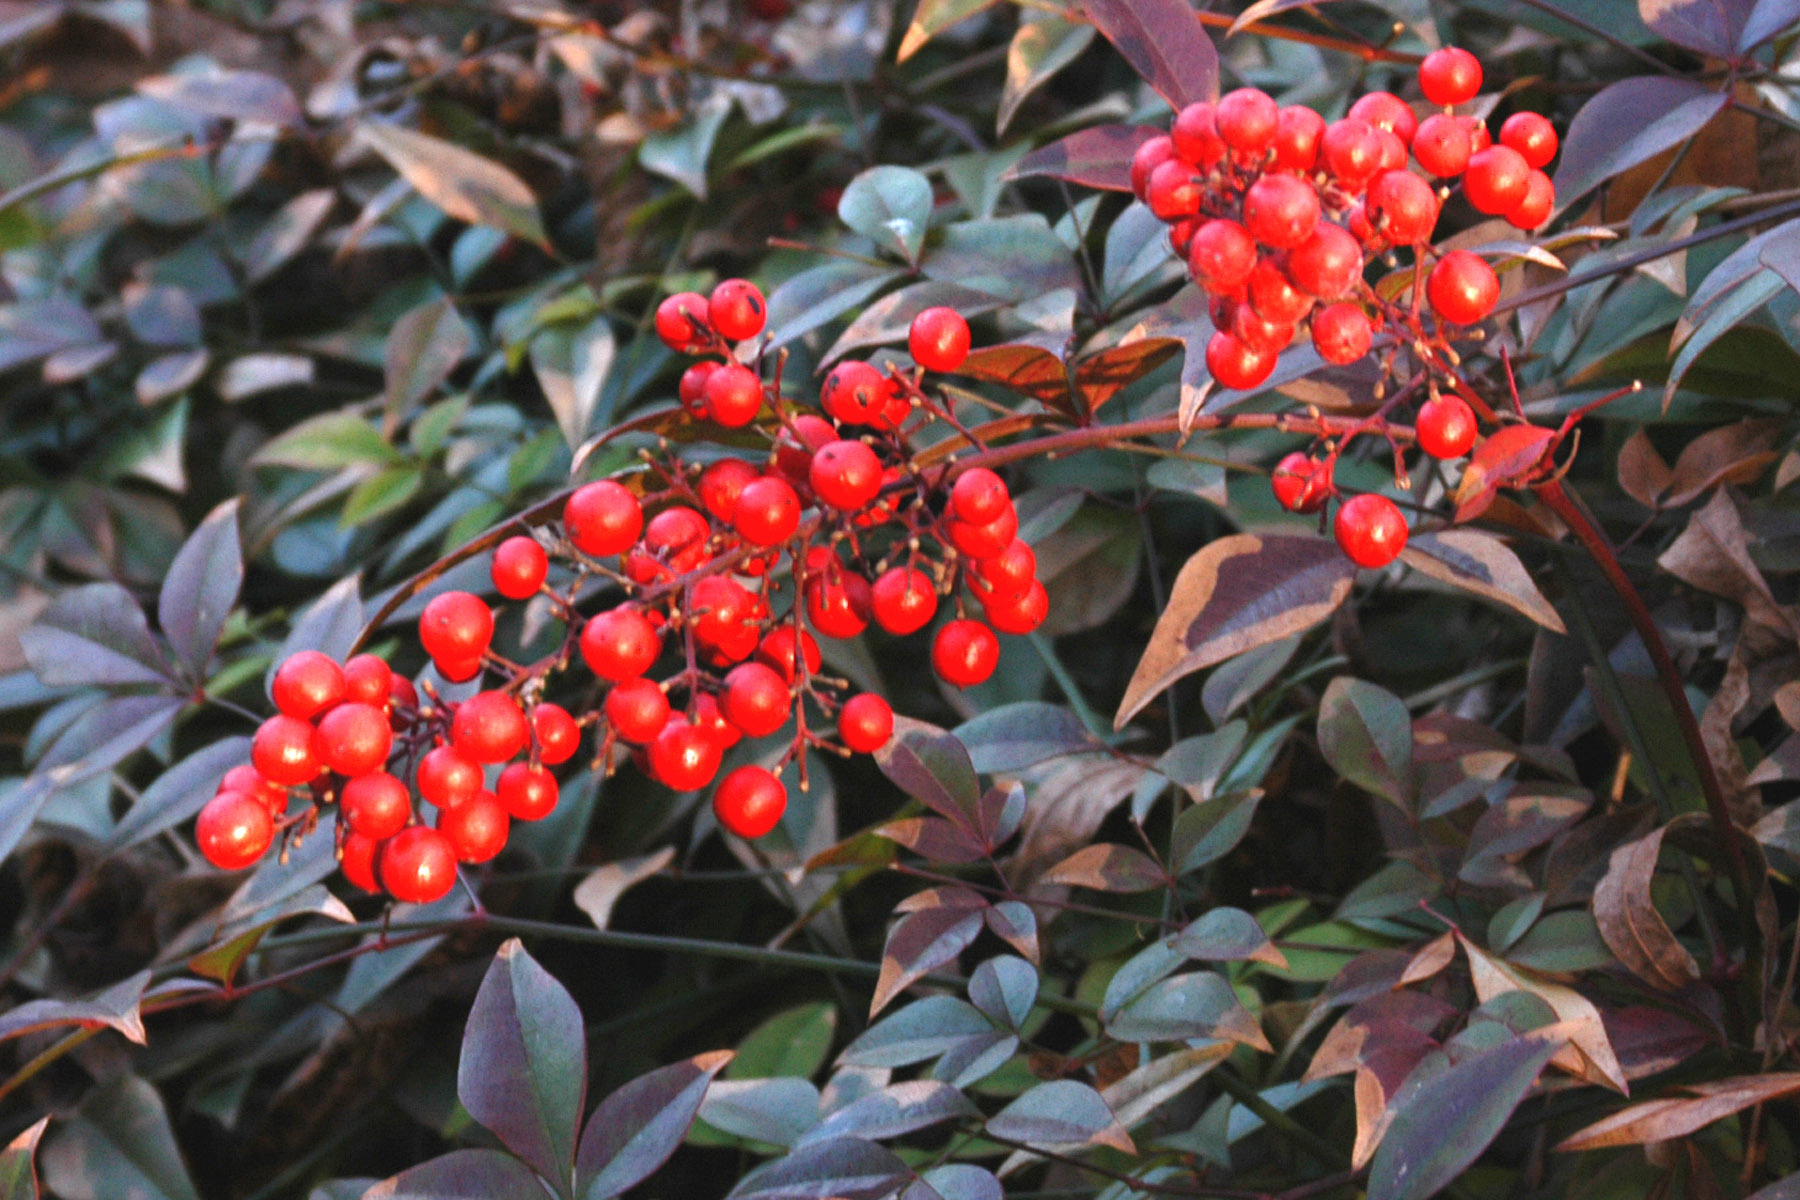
xmin=577 ymin=1051 xmax=732 ymax=1200
xmin=1318 ymin=678 xmax=1413 ymax=809
xmin=842 ymin=996 xmax=994 ymax=1067
xmin=0 ymin=970 xmax=151 ymax=1046
xmin=1006 ymin=124 xmax=1159 ymax=192
xmin=1400 ymin=530 xmax=1565 ymax=633
xmin=1081 ymin=0 xmax=1219 ymax=109
xmin=358 ymin=122 xmax=548 ymax=247
xmin=728 ymin=1137 xmax=913 ymax=1200
xmin=1172 ymin=907 xmax=1288 ymax=967
xmin=459 ymin=939 xmax=587 ymax=1186
xmin=1104 ymin=971 xmax=1272 ymax=1050
xmin=138 ymin=68 xmax=302 ymax=126
xmin=1553 ymin=78 xmax=1728 ymax=212
xmin=359 ymin=1149 xmax=549 ymax=1200
xmin=875 ymin=720 xmax=983 ymax=833
xmin=1740 ymin=0 xmax=1800 ymax=49
xmin=159 ymin=500 xmax=242 ymax=679
xmin=1747 ymin=1171 xmax=1800 ymax=1200
xmin=698 ymin=1078 xmax=821 ymax=1147
xmin=1638 ymin=0 xmax=1752 ymax=56
xmin=954 ymin=702 xmax=1098 ymax=772
xmin=907 ymin=1165 xmax=1001 ymax=1200
xmin=385 ymin=296 xmax=472 ymax=422
xmin=1593 ymin=824 xmax=1703 ymax=992
xmin=0 ymin=1117 xmax=46 ymax=1200
xmin=969 ymin=956 xmax=1038 ymax=1029
xmin=872 ymin=902 xmax=988 ymax=1016
xmin=985 ymin=901 xmax=1039 ymax=961
xmin=20 ymin=582 xmax=171 ymax=688
xmin=798 ymin=1081 xmax=976 ymax=1147
xmin=1040 ymin=844 xmax=1166 ymax=893
xmin=41 ymin=1075 xmax=199 ymax=1200
xmin=875 ymin=817 xmax=989 ymax=863
xmin=1116 ymin=535 xmax=1356 ymax=729
xmin=987 ymin=1080 xmax=1134 ymax=1152
xmin=1170 ymin=789 xmax=1264 ymax=874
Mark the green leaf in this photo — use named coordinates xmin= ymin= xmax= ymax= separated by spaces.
xmin=640 ymin=97 xmax=730 ymax=199
xmin=1103 ymin=971 xmax=1271 ymax=1050
xmin=698 ymin=1077 xmax=821 ymax=1147
xmin=763 ymin=261 xmax=906 ymax=351
xmin=728 ymin=1004 xmax=837 ymax=1080
xmin=0 ymin=1118 xmax=46 ymax=1200
xmin=158 ymin=499 xmax=241 ymax=678
xmin=40 ymin=1075 xmax=200 ymax=1200
xmin=842 ymin=996 xmax=995 ymax=1067
xmin=531 ymin=316 xmax=617 ymax=449
xmin=107 ymin=736 xmax=251 ymax=852
xmin=134 ymin=349 xmax=209 ymax=405
xmin=342 ymin=466 xmax=424 ymax=527
xmin=358 ymin=122 xmax=548 ymax=247
xmin=253 ymin=413 xmax=401 ymax=470
xmin=577 ymin=1052 xmax=733 ymax=1200
xmin=1171 ymin=789 xmax=1264 ymax=874
xmin=1553 ymin=77 xmax=1728 ymax=213
xmin=798 ymin=1082 xmax=976 ymax=1147
xmin=986 ymin=1081 xmax=1133 ymax=1152
xmin=459 ymin=939 xmax=588 ymax=1190
xmin=838 ymin=166 xmax=933 ymax=266
xmin=241 ymin=188 xmax=335 ymax=283
xmin=1317 ymin=677 xmax=1413 ymax=808
xmin=0 ymin=970 xmax=151 ymax=1046
xmin=1171 ymin=907 xmax=1288 ymax=967
xmin=953 ymin=703 xmax=1097 ymax=772
xmin=384 ymin=296 xmax=472 ymax=421
xmin=969 ymin=956 xmax=1038 ymax=1029
xmin=898 ymin=0 xmax=1005 ymax=59
xmin=999 ymin=15 xmax=1095 ymax=134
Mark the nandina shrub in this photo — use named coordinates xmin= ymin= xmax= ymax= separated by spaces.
xmin=3 ymin=4 xmax=1800 ymax=1200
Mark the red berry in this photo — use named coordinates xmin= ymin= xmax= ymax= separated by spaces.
xmin=1412 ymin=113 xmax=1473 ymax=178
xmin=1334 ymin=493 xmax=1409 ymax=568
xmin=1311 ymin=303 xmax=1373 ymax=365
xmin=1188 ymin=219 xmax=1258 ymax=293
xmin=810 ymin=440 xmax=883 ymax=511
xmin=1216 ymin=88 xmax=1280 ymax=155
xmin=496 ymin=763 xmax=559 ymax=821
xmin=1418 ymin=47 xmax=1482 ymax=107
xmin=1347 ymin=92 xmax=1417 ymax=145
xmin=1416 ymin=395 xmax=1478 ymax=458
xmin=1272 ymin=106 xmax=1325 ymax=171
xmin=647 ymin=717 xmax=722 ymax=791
xmin=1366 ymin=170 xmax=1439 ymax=244
xmin=1271 ymin=451 xmax=1330 ymax=513
xmin=1146 ymin=158 xmax=1202 ymax=220
xmin=655 ymin=292 xmax=711 ymax=351
xmin=196 ymin=791 xmax=274 ymax=870
xmin=1242 ymin=174 xmax=1322 ymax=251
xmin=1374 ymin=128 xmax=1408 ymax=173
xmin=733 ymin=477 xmax=801 ymax=546
xmin=342 ymin=771 xmax=412 ymax=840
xmin=342 ymin=654 xmax=393 ymax=707
xmin=1464 ymin=146 xmax=1531 ymax=214
xmin=1499 ymin=112 xmax=1558 ymax=169
xmin=1130 ymin=133 xmax=1177 ymax=199
xmin=756 ymin=627 xmax=821 ymax=684
xmin=564 ymin=480 xmax=643 ymax=558
xmin=605 ymin=677 xmax=671 ymax=744
xmin=805 ymin=568 xmax=873 ymax=638
xmin=1286 ymin=222 xmax=1363 ymax=299
xmin=688 ymin=575 xmax=757 ymax=653
xmin=1321 ymin=118 xmax=1385 ymax=191
xmin=870 ymin=567 xmax=938 ymax=635
xmin=419 ymin=591 xmax=493 ymax=669
xmin=909 ymin=307 xmax=971 ymax=373
xmin=679 ymin=361 xmax=718 ymax=416
xmin=1465 ymin=117 xmax=1493 ymax=154
xmin=1247 ymin=260 xmax=1314 ymax=324
xmin=1427 ymin=250 xmax=1500 ymax=325
xmin=1205 ymin=331 xmax=1277 ymax=391
xmin=932 ymin=619 xmax=1000 ymax=687
xmin=692 ymin=692 xmax=742 ymax=751
xmin=821 ymin=361 xmax=888 ymax=425
xmin=532 ymin=702 xmax=580 ymax=765
xmin=341 ymin=832 xmax=381 ymax=893
xmin=313 ymin=702 xmax=393 ymax=776
xmin=700 ymin=363 xmax=764 ymax=427
xmin=712 ymin=765 xmax=786 ymax=838
xmin=1231 ymin=303 xmax=1295 ymax=354
xmin=221 ymin=764 xmax=289 ymax=815
xmin=491 ymin=536 xmax=548 ymax=600
xmin=838 ymin=693 xmax=894 ymax=753
xmin=380 ymin=826 xmax=458 ymax=902
xmin=1171 ymin=102 xmax=1226 ymax=167
xmin=642 ymin=506 xmax=711 ymax=575
xmin=950 ymin=468 xmax=1009 ymax=525
xmin=709 ymin=279 xmax=766 ymax=341
xmin=452 ymin=691 xmax=529 ymax=763
xmin=698 ymin=459 xmax=759 ymax=523
xmin=1507 ymin=169 xmax=1555 ymax=230
xmin=983 ymin=579 xmax=1049 ymax=635
xmin=418 ymin=744 xmax=483 ymax=810
xmin=582 ymin=608 xmax=662 ymax=681
xmin=973 ymin=538 xmax=1037 ymax=599
xmin=945 ymin=506 xmax=1019 ymax=560
xmin=271 ymin=651 xmax=344 ymax=720
xmin=723 ymin=661 xmax=790 ymax=737
xmin=436 ymin=790 xmax=509 ymax=863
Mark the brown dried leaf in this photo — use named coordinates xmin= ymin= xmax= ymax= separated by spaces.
xmin=1556 ymin=1073 xmax=1800 ymax=1151
xmin=1659 ymin=490 xmax=1800 ymax=637
xmin=956 ymin=338 xmax=1071 ymax=411
xmin=1398 ymin=932 xmax=1457 ymax=986
xmin=1618 ymin=430 xmax=1674 ymax=509
xmin=1115 ymin=535 xmax=1356 ymax=729
xmin=1010 ymin=756 xmax=1148 ymax=890
xmin=1039 ymin=844 xmax=1166 ymax=892
xmin=1460 ymin=934 xmax=1628 ymax=1092
xmin=1400 ymin=530 xmax=1566 ymax=633
xmin=1351 ymin=1045 xmax=1441 ymax=1169
xmin=1074 ymin=338 xmax=1180 ymax=415
xmin=1592 ymin=824 xmax=1702 ymax=992
xmin=1663 ymin=418 xmax=1783 ymax=507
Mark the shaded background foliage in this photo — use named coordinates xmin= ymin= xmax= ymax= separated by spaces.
xmin=3 ymin=1 xmax=1800 ymax=1199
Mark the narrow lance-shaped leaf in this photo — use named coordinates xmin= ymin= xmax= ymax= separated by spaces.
xmin=1553 ymin=77 xmax=1729 ymax=213
xmin=577 ymin=1051 xmax=733 ymax=1200
xmin=158 ymin=499 xmax=241 ymax=679
xmin=1399 ymin=530 xmax=1566 ymax=632
xmin=0 ymin=970 xmax=152 ymax=1046
xmin=871 ymin=892 xmax=988 ymax=1015
xmin=1080 ymin=0 xmax=1219 ymax=109
xmin=1006 ymin=124 xmax=1159 ymax=192
xmin=358 ymin=122 xmax=548 ymax=247
xmin=360 ymin=1149 xmax=552 ymax=1200
xmin=1317 ymin=678 xmax=1414 ymax=809
xmin=1557 ymin=1073 xmax=1800 ymax=1151
xmin=1592 ymin=823 xmax=1702 ymax=992
xmin=385 ymin=297 xmax=472 ymax=424
xmin=0 ymin=1117 xmax=47 ymax=1200
xmin=20 ymin=582 xmax=171 ymax=688
xmin=40 ymin=1075 xmax=200 ymax=1200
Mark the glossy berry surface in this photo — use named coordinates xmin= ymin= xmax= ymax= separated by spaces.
xmin=809 ymin=440 xmax=882 ymax=511
xmin=419 ymin=745 xmax=483 ymax=810
xmin=252 ymin=715 xmax=319 ymax=786
xmin=605 ymin=677 xmax=671 ymax=743
xmin=452 ymin=691 xmax=530 ymax=763
xmin=1416 ymin=395 xmax=1479 ymax=458
xmin=312 ymin=702 xmax=393 ymax=777
xmin=713 ymin=765 xmax=786 ymax=838
xmin=909 ymin=307 xmax=971 ymax=372
xmin=564 ymin=481 xmax=643 ymax=557
xmin=1272 ymin=452 xmax=1329 ymax=513
xmin=438 ymin=791 xmax=510 ymax=863
xmin=196 ymin=791 xmax=274 ymax=870
xmin=722 ymin=662 xmax=790 ymax=737
xmin=582 ymin=608 xmax=662 ymax=681
xmin=654 ymin=292 xmax=711 ymax=351
xmin=1335 ymin=493 xmax=1410 ymax=568
xmin=839 ymin=693 xmax=894 ymax=753
xmin=932 ymin=619 xmax=1000 ymax=687
xmin=1427 ymin=251 xmax=1500 ymax=326
xmin=496 ymin=763 xmax=559 ymax=821
xmin=532 ymin=703 xmax=580 ymax=764
xmin=708 ymin=279 xmax=766 ymax=341
xmin=491 ymin=536 xmax=548 ymax=600
xmin=271 ymin=650 xmax=344 ymax=720
xmin=380 ymin=826 xmax=459 ymax=903
xmin=1418 ymin=47 xmax=1482 ymax=106
xmin=733 ymin=477 xmax=801 ymax=545
xmin=342 ymin=771 xmax=412 ymax=839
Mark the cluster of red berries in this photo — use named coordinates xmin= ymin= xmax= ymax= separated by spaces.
xmin=1130 ymin=47 xmax=1558 ymax=394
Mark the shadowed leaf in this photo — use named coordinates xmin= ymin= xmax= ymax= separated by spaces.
xmin=1401 ymin=530 xmax=1565 ymax=632
xmin=358 ymin=122 xmax=547 ymax=247
xmin=360 ymin=1149 xmax=548 ymax=1200
xmin=1318 ymin=678 xmax=1413 ymax=809
xmin=1006 ymin=124 xmax=1159 ymax=192
xmin=0 ymin=970 xmax=151 ymax=1046
xmin=577 ymin=1051 xmax=732 ymax=1199
xmin=159 ymin=500 xmax=241 ymax=678
xmin=1460 ymin=935 xmax=1627 ymax=1092
xmin=0 ymin=1118 xmax=46 ymax=1200
xmin=1593 ymin=824 xmax=1703 ymax=991
xmin=1554 ymin=77 xmax=1728 ymax=212
xmin=872 ymin=893 xmax=988 ymax=1015
xmin=1040 ymin=844 xmax=1165 ymax=892
xmin=728 ymin=1137 xmax=912 ymax=1200
xmin=20 ymin=583 xmax=170 ymax=688
xmin=1080 ymin=0 xmax=1219 ymax=109
xmin=987 ymin=1080 xmax=1134 ymax=1152
xmin=1557 ymin=1073 xmax=1800 ymax=1151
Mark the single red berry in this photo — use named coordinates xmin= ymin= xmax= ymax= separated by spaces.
xmin=1247 ymin=259 xmax=1315 ymax=324
xmin=821 ymin=361 xmax=888 ymax=425
xmin=838 ymin=693 xmax=894 ymax=753
xmin=496 ymin=762 xmax=559 ymax=821
xmin=418 ymin=744 xmax=483 ymax=809
xmin=1231 ymin=303 xmax=1295 ymax=354
xmin=1205 ymin=330 xmax=1277 ymax=391
xmin=932 ymin=619 xmax=1000 ymax=687
xmin=1272 ymin=106 xmax=1325 ymax=172
xmin=342 ymin=654 xmax=393 ymax=707
xmin=1311 ymin=302 xmax=1373 ymax=365
xmin=1130 ymin=133 xmax=1177 ymax=199
xmin=777 ymin=418 xmax=840 ymax=490
xmin=756 ymin=627 xmax=821 ymax=684
xmin=419 ymin=591 xmax=494 ymax=669
xmin=564 ymin=480 xmax=643 ymax=558
xmin=1242 ymin=174 xmax=1322 ymax=251
xmin=380 ymin=826 xmax=459 ymax=902
xmin=1271 ymin=451 xmax=1330 ymax=513
xmin=605 ymin=677 xmax=671 ymax=744
xmin=221 ymin=764 xmax=289 ymax=815
xmin=491 ymin=536 xmax=548 ymax=600
xmin=1334 ymin=493 xmax=1409 ymax=568
xmin=655 ymin=292 xmax=711 ymax=351
xmin=708 ymin=279 xmax=766 ymax=341
xmin=582 ymin=608 xmax=662 ymax=681
xmin=973 ymin=538 xmax=1037 ymax=599
xmin=702 ymin=363 xmax=764 ymax=427
xmin=698 ymin=459 xmax=759 ymax=523
xmin=1464 ymin=145 xmax=1531 ymax=214
xmin=909 ymin=307 xmax=971 ymax=373
xmin=342 ymin=771 xmax=412 ymax=840
xmin=434 ymin=654 xmax=483 ymax=685
xmin=313 ymin=702 xmax=392 ymax=776
xmin=679 ymin=361 xmax=719 ymax=416
xmin=688 ymin=575 xmax=757 ymax=653
xmin=946 ymin=506 xmax=1019 ymax=560
xmin=1286 ymin=222 xmax=1363 ymax=299
xmin=1321 ymin=118 xmax=1385 ymax=191
xmin=1499 ymin=112 xmax=1558 ymax=169
xmin=870 ymin=566 xmax=938 ymax=635
xmin=1216 ymin=88 xmax=1280 ymax=155
xmin=340 ymin=831 xmax=381 ymax=893
xmin=1374 ymin=128 xmax=1409 ymax=172
xmin=452 ymin=691 xmax=529 ymax=763
xmin=532 ymin=703 xmax=580 ymax=765
xmin=1416 ymin=395 xmax=1479 ymax=458
xmin=647 ymin=717 xmax=723 ymax=791
xmin=712 ymin=765 xmax=786 ymax=838
xmin=1348 ymin=92 xmax=1418 ymax=145
xmin=723 ymin=661 xmax=790 ymax=737
xmin=1507 ymin=169 xmax=1555 ymax=230
xmin=692 ymin=692 xmax=742 ymax=751
xmin=1170 ymin=102 xmax=1226 ymax=167
xmin=643 ymin=506 xmax=712 ymax=574
xmin=1146 ymin=158 xmax=1202 ymax=220
xmin=805 ymin=569 xmax=873 ymax=639
xmin=196 ymin=791 xmax=274 ymax=870
xmin=810 ymin=440 xmax=883 ymax=511
xmin=1366 ymin=170 xmax=1439 ymax=244
xmin=983 ymin=579 xmax=1049 ymax=635
xmin=1427 ymin=250 xmax=1500 ymax=325
xmin=950 ymin=468 xmax=1009 ymax=525
xmin=1418 ymin=47 xmax=1483 ymax=107
xmin=436 ymin=790 xmax=509 ymax=863
xmin=734 ymin=477 xmax=801 ymax=546
xmin=1411 ymin=113 xmax=1473 ymax=178
xmin=1188 ymin=219 xmax=1258 ymax=293
xmin=271 ymin=650 xmax=344 ymax=720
